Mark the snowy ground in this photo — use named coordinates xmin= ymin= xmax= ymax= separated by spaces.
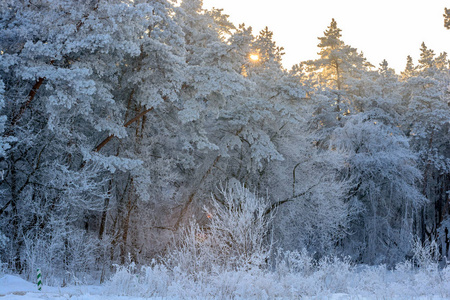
xmin=0 ymin=275 xmax=106 ymax=300
xmin=1 ymin=272 xmax=449 ymax=300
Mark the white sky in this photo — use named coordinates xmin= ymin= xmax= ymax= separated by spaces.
xmin=202 ymin=0 xmax=450 ymax=73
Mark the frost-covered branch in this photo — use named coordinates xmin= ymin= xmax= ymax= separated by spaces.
xmin=94 ymin=107 xmax=154 ymax=152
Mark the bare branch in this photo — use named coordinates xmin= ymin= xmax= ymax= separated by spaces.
xmin=264 ymin=181 xmax=322 ymax=216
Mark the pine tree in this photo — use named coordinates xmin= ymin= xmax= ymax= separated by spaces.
xmin=417 ymin=42 xmax=436 ymax=74
xmin=306 ymin=19 xmax=373 ymax=123
xmin=401 ymin=55 xmax=417 ymax=80
xmin=309 ymin=19 xmax=345 ymax=91
xmin=252 ymin=26 xmax=285 ymax=66
xmin=305 ymin=19 xmax=373 ymax=143
xmin=435 ymin=52 xmax=450 ymax=71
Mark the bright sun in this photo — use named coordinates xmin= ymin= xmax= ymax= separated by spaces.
xmin=249 ymin=54 xmax=259 ymax=61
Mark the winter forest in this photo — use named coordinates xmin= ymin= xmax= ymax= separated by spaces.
xmin=0 ymin=0 xmax=450 ymax=298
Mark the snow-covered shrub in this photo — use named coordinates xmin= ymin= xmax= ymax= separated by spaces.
xmin=21 ymin=229 xmax=101 ymax=285
xmin=205 ymin=183 xmax=275 ymax=268
xmin=347 ymin=264 xmax=389 ymax=298
xmin=107 ymin=263 xmax=142 ymax=297
xmin=257 ymin=254 xmax=354 ymax=297
xmin=314 ymin=256 xmax=353 ymax=292
xmin=411 ymin=237 xmax=440 ymax=270
xmin=164 ymin=221 xmax=212 ymax=277
xmin=273 ymin=248 xmax=314 ymax=276
xmin=166 ymin=182 xmax=275 ymax=274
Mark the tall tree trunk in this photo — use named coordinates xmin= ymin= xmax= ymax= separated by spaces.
xmin=120 ymin=178 xmax=136 ymax=265
xmin=98 ymin=179 xmax=112 ymax=240
xmin=9 ymin=159 xmax=22 ymax=272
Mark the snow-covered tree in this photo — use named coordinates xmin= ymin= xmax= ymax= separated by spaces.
xmin=305 ymin=19 xmax=373 ymax=124
xmin=332 ymin=114 xmax=425 ymax=264
xmin=0 ymin=0 xmax=186 ymax=275
xmin=349 ymin=60 xmax=404 ymax=123
xmin=401 ymin=55 xmax=417 ymax=80
xmin=401 ymin=43 xmax=450 ymax=249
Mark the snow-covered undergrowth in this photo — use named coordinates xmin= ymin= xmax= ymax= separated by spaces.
xmin=2 ymin=185 xmax=449 ymax=299
xmin=102 ymin=184 xmax=450 ymax=298
xmin=105 ymin=255 xmax=450 ymax=299
xmin=1 ymin=258 xmax=449 ymax=299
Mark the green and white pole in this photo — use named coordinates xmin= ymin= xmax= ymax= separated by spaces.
xmin=37 ymin=268 xmax=42 ymax=291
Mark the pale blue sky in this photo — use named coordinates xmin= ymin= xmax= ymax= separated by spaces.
xmin=203 ymin=0 xmax=450 ymax=73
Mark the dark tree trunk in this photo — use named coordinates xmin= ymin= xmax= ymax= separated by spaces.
xmin=120 ymin=178 xmax=135 ymax=265
xmin=98 ymin=180 xmax=112 ymax=240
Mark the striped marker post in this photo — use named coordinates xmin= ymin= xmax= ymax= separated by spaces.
xmin=37 ymin=268 xmax=42 ymax=291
